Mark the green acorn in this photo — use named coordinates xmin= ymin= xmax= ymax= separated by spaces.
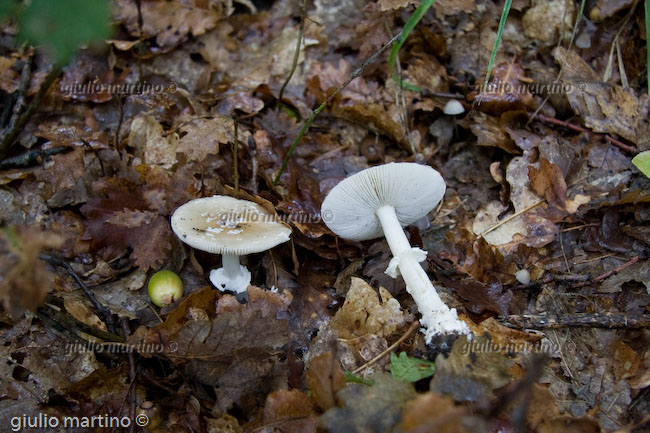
xmin=148 ymin=270 xmax=183 ymax=307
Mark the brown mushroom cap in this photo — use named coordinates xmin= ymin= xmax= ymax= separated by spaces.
xmin=171 ymin=195 xmax=291 ymax=255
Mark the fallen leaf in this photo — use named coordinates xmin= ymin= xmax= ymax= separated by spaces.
xmin=331 ymin=277 xmax=406 ymax=339
xmin=319 ymin=372 xmax=417 ymax=433
xmin=306 ymin=351 xmax=347 ymax=411
xmin=0 ymin=226 xmax=63 ymax=319
xmin=390 ymin=352 xmax=435 ymax=382
xmin=430 ymin=335 xmax=513 ymax=402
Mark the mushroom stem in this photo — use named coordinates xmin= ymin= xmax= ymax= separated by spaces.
xmin=222 ymin=253 xmax=243 ymax=278
xmin=376 ymin=205 xmax=469 ymax=340
xmin=209 ymin=253 xmax=251 ymax=294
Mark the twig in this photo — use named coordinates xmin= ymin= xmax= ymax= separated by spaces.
xmin=478 ymin=199 xmax=544 ymax=239
xmin=500 ymin=312 xmax=650 ymax=329
xmin=0 ymin=146 xmax=68 ymax=170
xmin=560 ymin=223 xmax=599 ymax=232
xmin=352 ymin=320 xmax=419 ymax=374
xmin=277 ymin=0 xmax=306 ymax=107
xmin=120 ymin=317 xmax=137 ymax=433
xmin=39 ymin=303 xmax=123 ymax=342
xmin=273 ymin=32 xmax=402 ymax=184
xmin=0 ymin=65 xmax=61 ymax=160
xmin=114 ymin=96 xmax=126 ymax=152
xmin=40 ymin=253 xmax=116 ymax=334
xmin=248 ymin=135 xmax=258 ymax=194
xmin=1 ymin=53 xmax=30 ymax=128
xmin=571 ymin=255 xmax=639 ymax=288
xmin=534 ymin=113 xmax=638 ymax=154
xmin=134 ymin=0 xmax=144 ymax=82
xmin=233 ymin=114 xmax=240 ymax=195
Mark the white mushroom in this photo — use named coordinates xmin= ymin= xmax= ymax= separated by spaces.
xmin=171 ymin=195 xmax=291 ymax=293
xmin=321 ymin=162 xmax=469 ymax=342
xmin=443 ymin=99 xmax=465 ymax=115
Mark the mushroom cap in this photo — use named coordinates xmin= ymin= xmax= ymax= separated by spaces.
xmin=321 ymin=162 xmax=446 ymax=241
xmin=171 ymin=195 xmax=291 ymax=255
xmin=443 ymin=99 xmax=465 ymax=115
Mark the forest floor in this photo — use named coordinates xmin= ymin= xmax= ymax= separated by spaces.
xmin=0 ymin=0 xmax=649 ymax=432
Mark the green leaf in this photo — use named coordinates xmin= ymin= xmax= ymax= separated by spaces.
xmin=19 ymin=0 xmax=111 ymax=66
xmin=632 ymin=151 xmax=650 ymax=179
xmin=389 ymin=352 xmax=435 ymax=382
xmin=344 ymin=371 xmax=375 ymax=386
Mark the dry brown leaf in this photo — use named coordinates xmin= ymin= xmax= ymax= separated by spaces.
xmin=114 ymin=0 xmax=222 ymax=49
xmin=377 ymin=0 xmax=418 ymax=11
xmin=319 ymin=373 xmax=416 ymax=433
xmin=253 ymin=389 xmax=319 ymax=433
xmin=553 ymin=47 xmax=650 ymax=150
xmin=128 ymin=114 xmax=178 ymax=169
xmin=430 ymin=335 xmax=513 ymax=402
xmin=401 ymin=392 xmax=473 ymax=433
xmin=522 ymin=0 xmax=575 ymax=45
xmin=330 ymin=277 xmax=406 ymax=339
xmin=176 ymin=116 xmax=233 ymax=162
xmin=433 ymin=0 xmax=476 ymax=18
xmin=305 ymin=352 xmax=347 ymax=411
xmin=527 ymin=384 xmax=601 ymax=433
xmin=0 ymin=56 xmax=21 ymax=93
xmin=0 ymin=227 xmax=63 ymax=319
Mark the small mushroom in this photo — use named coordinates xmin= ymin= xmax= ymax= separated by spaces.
xmin=171 ymin=195 xmax=291 ymax=293
xmin=443 ymin=99 xmax=465 ymax=115
xmin=321 ymin=162 xmax=469 ymax=342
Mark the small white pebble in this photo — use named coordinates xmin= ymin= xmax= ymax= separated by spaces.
xmin=443 ymin=99 xmax=465 ymax=115
xmin=515 ymin=269 xmax=531 ymax=285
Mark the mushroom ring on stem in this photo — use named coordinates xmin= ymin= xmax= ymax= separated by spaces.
xmin=171 ymin=195 xmax=291 ymax=293
xmin=321 ymin=162 xmax=470 ymax=342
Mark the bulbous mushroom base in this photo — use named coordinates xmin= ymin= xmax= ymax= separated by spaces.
xmin=417 ymin=305 xmax=470 ymax=344
xmin=209 ymin=266 xmax=251 ymax=294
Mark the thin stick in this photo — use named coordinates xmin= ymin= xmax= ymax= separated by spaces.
xmin=233 ymin=114 xmax=240 ymax=195
xmin=501 ymin=312 xmax=650 ymax=329
xmin=0 ymin=65 xmax=61 ymax=160
xmin=560 ymin=223 xmax=599 ymax=232
xmin=571 ymin=255 xmax=639 ymax=288
xmin=478 ymin=200 xmax=544 ymax=238
xmin=134 ymin=0 xmax=144 ymax=82
xmin=273 ymin=33 xmax=402 ymax=185
xmin=40 ymin=253 xmax=116 ymax=334
xmin=120 ymin=317 xmax=137 ymax=433
xmin=277 ymin=0 xmax=306 ymax=107
xmin=353 ymin=321 xmax=419 ymax=374
xmin=534 ymin=113 xmax=637 ymax=154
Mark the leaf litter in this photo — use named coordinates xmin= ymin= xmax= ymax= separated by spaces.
xmin=0 ymin=0 xmax=649 ymax=432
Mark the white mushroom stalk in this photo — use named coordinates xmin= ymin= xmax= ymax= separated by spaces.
xmin=321 ymin=162 xmax=470 ymax=343
xmin=171 ymin=195 xmax=291 ymax=294
xmin=375 ymin=204 xmax=469 ymax=339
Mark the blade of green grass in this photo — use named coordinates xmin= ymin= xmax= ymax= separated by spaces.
xmin=388 ymin=0 xmax=436 ymax=92
xmin=482 ymin=0 xmax=513 ymax=93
